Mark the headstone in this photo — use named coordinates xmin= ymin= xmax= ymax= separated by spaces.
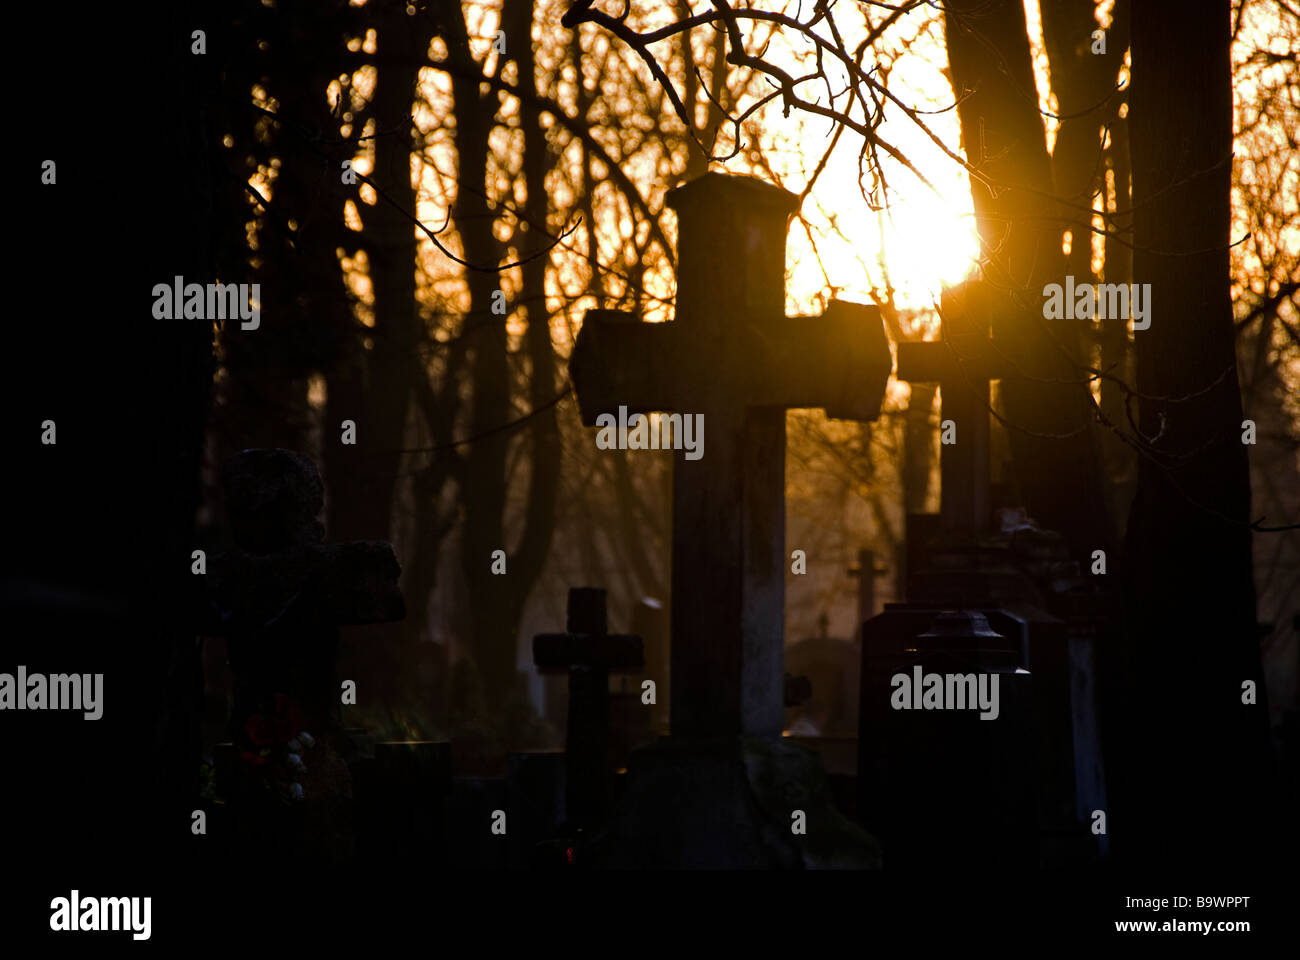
xmin=352 ymin=740 xmax=451 ymax=863
xmin=202 ymin=449 xmax=405 ymax=861
xmin=914 ymin=523 xmax=1109 ymax=857
xmin=533 ymin=587 xmax=643 ymax=826
xmin=570 ymin=172 xmax=890 ymax=867
xmin=858 ymin=607 xmax=1037 ymax=868
xmin=864 ymin=509 xmax=1111 ymax=866
xmin=889 ymin=286 xmax=1111 ymax=867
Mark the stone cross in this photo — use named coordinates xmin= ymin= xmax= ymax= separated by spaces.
xmin=847 ymin=548 xmax=886 ymax=626
xmin=205 ymin=449 xmax=405 ymax=745
xmin=895 ymin=285 xmax=1011 ymax=533
xmin=569 ymin=172 xmax=892 ymax=741
xmin=533 ymin=587 xmax=643 ymax=826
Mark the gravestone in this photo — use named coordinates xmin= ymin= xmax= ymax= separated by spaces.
xmin=533 ymin=587 xmax=643 ymax=827
xmin=570 ymin=172 xmax=890 ymax=867
xmin=352 ymin=740 xmax=451 ymax=863
xmin=889 ymin=287 xmax=1109 ymax=864
xmin=858 ymin=608 xmax=1037 ymax=868
xmin=202 ymin=448 xmax=405 ymax=861
xmin=868 ymin=526 xmax=1108 ymax=865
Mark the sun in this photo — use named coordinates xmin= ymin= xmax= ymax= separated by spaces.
xmin=768 ymin=15 xmax=983 ymax=317
xmin=784 ymin=156 xmax=982 ymax=317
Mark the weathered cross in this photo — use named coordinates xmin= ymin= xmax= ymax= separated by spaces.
xmin=895 ymin=284 xmax=1012 ymax=533
xmin=533 ymin=587 xmax=643 ymax=826
xmin=569 ymin=173 xmax=892 ymax=741
xmin=204 ymin=449 xmax=406 ymax=740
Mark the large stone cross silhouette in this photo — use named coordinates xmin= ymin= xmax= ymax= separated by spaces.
xmin=569 ymin=173 xmax=891 ymax=740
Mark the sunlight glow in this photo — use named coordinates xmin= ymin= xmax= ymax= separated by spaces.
xmin=737 ymin=8 xmax=983 ymax=314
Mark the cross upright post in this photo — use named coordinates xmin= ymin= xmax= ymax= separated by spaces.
xmin=895 ymin=284 xmax=1012 ymax=533
xmin=848 ymin=548 xmax=885 ymax=626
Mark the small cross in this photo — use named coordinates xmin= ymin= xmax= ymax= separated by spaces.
xmin=533 ymin=587 xmax=643 ymax=826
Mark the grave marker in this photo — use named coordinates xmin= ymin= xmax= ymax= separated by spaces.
xmin=570 ymin=172 xmax=891 ymax=741
xmin=533 ymin=587 xmax=643 ymax=826
xmin=202 ymin=448 xmax=405 ymax=860
xmin=571 ymin=173 xmax=888 ymax=867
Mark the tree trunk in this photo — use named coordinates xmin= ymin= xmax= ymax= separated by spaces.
xmin=1121 ymin=0 xmax=1272 ymax=867
xmin=326 ymin=0 xmax=420 ymax=546
xmin=943 ymin=0 xmax=1112 ymax=554
xmin=1041 ymin=0 xmax=1135 ymax=521
xmin=444 ymin=3 xmax=561 ymax=712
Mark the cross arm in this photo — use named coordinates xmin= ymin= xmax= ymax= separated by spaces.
xmin=750 ymin=300 xmax=892 ymax=420
xmin=318 ymin=541 xmax=406 ymax=626
xmin=896 ymin=336 xmax=1013 ymax=384
xmin=206 ymin=541 xmax=405 ymax=632
xmin=570 ymin=310 xmax=681 ymax=426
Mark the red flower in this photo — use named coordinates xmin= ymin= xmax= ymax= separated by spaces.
xmin=244 ymin=694 xmax=302 ymax=746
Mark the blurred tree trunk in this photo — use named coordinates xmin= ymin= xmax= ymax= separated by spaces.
xmin=1122 ymin=0 xmax=1272 ymax=867
xmin=942 ymin=0 xmax=1112 ymax=555
xmin=320 ymin=0 xmax=423 ymax=702
xmin=213 ymin=1 xmax=359 ymax=467
xmin=445 ymin=2 xmax=561 ymax=711
xmin=1040 ymin=0 xmax=1135 ymax=522
xmin=325 ymin=0 xmax=420 ymax=547
xmin=508 ymin=0 xmax=563 ymax=707
xmin=444 ymin=8 xmax=512 ymax=708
